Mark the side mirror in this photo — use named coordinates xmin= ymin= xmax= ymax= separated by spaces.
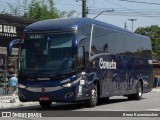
xmin=7 ymin=39 xmax=20 ymax=56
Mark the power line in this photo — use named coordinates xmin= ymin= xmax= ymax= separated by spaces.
xmin=89 ymin=8 xmax=160 ymax=17
xmin=2 ymin=0 xmax=160 ymax=19
xmin=104 ymin=0 xmax=160 ymax=21
xmin=89 ymin=8 xmax=160 ymax=12
xmin=89 ymin=8 xmax=160 ymax=18
xmin=88 ymin=11 xmax=160 ymax=18
xmin=119 ymin=0 xmax=160 ymax=6
xmin=88 ymin=6 xmax=160 ymax=17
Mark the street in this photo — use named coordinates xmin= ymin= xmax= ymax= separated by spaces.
xmin=0 ymin=91 xmax=160 ymax=119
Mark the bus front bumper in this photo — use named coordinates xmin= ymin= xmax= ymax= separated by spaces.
xmin=18 ymin=84 xmax=91 ymax=102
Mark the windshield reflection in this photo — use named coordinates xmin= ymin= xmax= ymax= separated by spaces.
xmin=20 ymin=32 xmax=76 ymax=77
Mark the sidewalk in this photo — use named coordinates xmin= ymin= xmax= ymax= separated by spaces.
xmin=0 ymin=95 xmax=39 ymax=109
xmin=151 ymin=87 xmax=160 ymax=92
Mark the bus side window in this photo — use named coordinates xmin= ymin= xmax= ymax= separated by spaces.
xmin=77 ymin=46 xmax=85 ymax=71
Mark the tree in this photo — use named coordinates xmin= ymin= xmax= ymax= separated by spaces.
xmin=7 ymin=0 xmax=76 ymax=20
xmin=7 ymin=0 xmax=23 ymax=16
xmin=26 ymin=0 xmax=59 ymax=20
xmin=135 ymin=25 xmax=160 ymax=60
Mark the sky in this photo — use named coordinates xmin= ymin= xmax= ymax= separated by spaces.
xmin=0 ymin=0 xmax=160 ymax=32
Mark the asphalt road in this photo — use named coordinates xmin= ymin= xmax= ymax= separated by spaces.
xmin=0 ymin=92 xmax=160 ymax=119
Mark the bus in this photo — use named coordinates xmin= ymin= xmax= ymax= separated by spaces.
xmin=7 ymin=18 xmax=153 ymax=108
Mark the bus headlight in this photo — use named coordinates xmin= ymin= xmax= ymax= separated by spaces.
xmin=63 ymin=83 xmax=72 ymax=87
xmin=18 ymin=84 xmax=27 ymax=88
xmin=62 ymin=77 xmax=82 ymax=88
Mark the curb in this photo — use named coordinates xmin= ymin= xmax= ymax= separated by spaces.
xmin=151 ymin=90 xmax=160 ymax=92
xmin=151 ymin=88 xmax=160 ymax=92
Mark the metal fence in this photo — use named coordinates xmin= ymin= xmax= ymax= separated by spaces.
xmin=0 ymin=85 xmax=8 ymax=95
xmin=0 ymin=85 xmax=18 ymax=95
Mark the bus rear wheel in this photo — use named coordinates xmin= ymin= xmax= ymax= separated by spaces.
xmin=128 ymin=81 xmax=142 ymax=100
xmin=39 ymin=101 xmax=52 ymax=109
xmin=85 ymin=84 xmax=98 ymax=107
xmin=133 ymin=81 xmax=142 ymax=100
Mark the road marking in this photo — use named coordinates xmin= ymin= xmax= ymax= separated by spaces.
xmin=91 ymin=109 xmax=127 ymax=111
xmin=147 ymin=108 xmax=160 ymax=111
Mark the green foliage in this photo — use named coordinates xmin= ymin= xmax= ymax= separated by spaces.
xmin=27 ymin=0 xmax=59 ymax=20
xmin=135 ymin=25 xmax=160 ymax=60
xmin=7 ymin=0 xmax=76 ymax=20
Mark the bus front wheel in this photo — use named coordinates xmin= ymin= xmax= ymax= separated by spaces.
xmin=85 ymin=84 xmax=98 ymax=107
xmin=39 ymin=101 xmax=52 ymax=109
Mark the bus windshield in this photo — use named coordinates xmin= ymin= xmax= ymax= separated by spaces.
xmin=20 ymin=32 xmax=75 ymax=77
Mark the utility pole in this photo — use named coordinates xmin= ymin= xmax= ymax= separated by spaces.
xmin=128 ymin=19 xmax=137 ymax=32
xmin=124 ymin=22 xmax=127 ymax=29
xmin=82 ymin=0 xmax=87 ymax=18
xmin=76 ymin=0 xmax=87 ymax=18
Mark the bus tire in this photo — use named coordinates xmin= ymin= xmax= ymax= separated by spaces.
xmin=127 ymin=94 xmax=134 ymax=100
xmin=133 ymin=81 xmax=142 ymax=100
xmin=127 ymin=81 xmax=142 ymax=100
xmin=128 ymin=81 xmax=142 ymax=100
xmin=85 ymin=83 xmax=98 ymax=107
xmin=39 ymin=101 xmax=52 ymax=109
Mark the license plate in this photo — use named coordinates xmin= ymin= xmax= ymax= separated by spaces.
xmin=39 ymin=96 xmax=49 ymax=101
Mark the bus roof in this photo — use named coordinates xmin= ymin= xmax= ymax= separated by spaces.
xmin=24 ymin=18 xmax=149 ymax=40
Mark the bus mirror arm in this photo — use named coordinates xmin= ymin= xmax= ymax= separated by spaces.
xmin=77 ymin=36 xmax=87 ymax=44
xmin=73 ymin=36 xmax=87 ymax=54
xmin=7 ymin=39 xmax=20 ymax=56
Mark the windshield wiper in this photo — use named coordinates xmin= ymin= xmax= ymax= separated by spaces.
xmin=38 ymin=69 xmax=53 ymax=72
xmin=52 ymin=70 xmax=76 ymax=79
xmin=20 ymin=69 xmax=53 ymax=76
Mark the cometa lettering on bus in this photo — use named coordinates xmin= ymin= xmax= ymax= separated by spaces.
xmin=99 ymin=58 xmax=117 ymax=69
